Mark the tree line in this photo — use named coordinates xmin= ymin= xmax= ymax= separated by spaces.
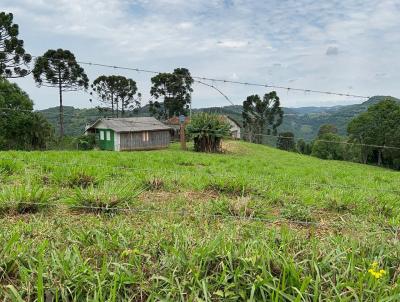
xmin=0 ymin=11 xmax=195 ymax=141
xmin=271 ymin=100 xmax=400 ymax=170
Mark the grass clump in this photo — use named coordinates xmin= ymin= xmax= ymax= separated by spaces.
xmin=0 ymin=186 xmax=51 ymax=215
xmin=67 ymin=183 xmax=141 ymax=214
xmin=0 ymin=159 xmax=21 ymax=176
xmin=52 ymin=167 xmax=99 ymax=188
xmin=281 ymin=203 xmax=314 ymax=222
xmin=206 ymin=178 xmax=254 ymax=197
xmin=143 ymin=177 xmax=165 ymax=191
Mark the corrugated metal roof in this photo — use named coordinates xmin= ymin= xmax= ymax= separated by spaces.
xmin=87 ymin=117 xmax=171 ymax=133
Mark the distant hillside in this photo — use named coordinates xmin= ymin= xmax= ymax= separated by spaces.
xmin=38 ymin=95 xmax=399 ymax=139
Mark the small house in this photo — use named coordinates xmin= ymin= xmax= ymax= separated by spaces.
xmin=223 ymin=115 xmax=241 ymax=139
xmin=85 ymin=117 xmax=171 ymax=151
xmin=164 ymin=116 xmax=190 ymax=140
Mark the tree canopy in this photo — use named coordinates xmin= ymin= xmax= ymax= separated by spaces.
xmin=0 ymin=79 xmax=53 ymax=150
xmin=91 ymin=75 xmax=140 ymax=117
xmin=149 ymin=68 xmax=193 ymax=120
xmin=347 ymin=99 xmax=400 ymax=168
xmin=242 ymin=91 xmax=283 ymax=144
xmin=277 ymin=132 xmax=296 ymax=152
xmin=317 ymin=124 xmax=338 ymax=137
xmin=33 ymin=49 xmax=89 ymax=137
xmin=0 ymin=12 xmax=32 ymax=78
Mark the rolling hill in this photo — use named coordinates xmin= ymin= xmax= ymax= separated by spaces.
xmin=38 ymin=95 xmax=399 ymax=139
xmin=0 ymin=140 xmax=399 ymax=299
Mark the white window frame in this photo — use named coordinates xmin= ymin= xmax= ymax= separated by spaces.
xmin=99 ymin=130 xmax=104 ymax=140
xmin=106 ymin=131 xmax=111 ymax=141
xmin=142 ymin=131 xmax=149 ymax=142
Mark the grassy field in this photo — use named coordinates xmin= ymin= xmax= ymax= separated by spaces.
xmin=0 ymin=141 xmax=399 ymax=301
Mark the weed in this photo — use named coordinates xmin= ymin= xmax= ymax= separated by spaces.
xmin=206 ymin=178 xmax=254 ymax=197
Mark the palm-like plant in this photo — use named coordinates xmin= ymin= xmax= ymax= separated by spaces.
xmin=186 ymin=113 xmax=231 ymax=152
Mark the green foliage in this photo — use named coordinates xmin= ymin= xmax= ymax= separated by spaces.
xmin=281 ymin=203 xmax=314 ymax=222
xmin=276 ymin=132 xmax=296 ymax=151
xmin=149 ymin=68 xmax=193 ymax=119
xmin=0 ymin=159 xmax=21 ymax=175
xmin=33 ymin=49 xmax=89 ymax=137
xmin=91 ymin=75 xmax=140 ymax=117
xmin=0 ymin=12 xmax=32 ymax=78
xmin=0 ymin=79 xmax=53 ymax=150
xmin=0 ymin=185 xmax=51 ymax=215
xmin=67 ymin=183 xmax=139 ymax=213
xmin=242 ymin=91 xmax=283 ymax=143
xmin=311 ymin=133 xmax=344 ymax=160
xmin=317 ymin=124 xmax=338 ymax=137
xmin=186 ymin=113 xmax=231 ymax=152
xmin=348 ymin=99 xmax=400 ymax=169
xmin=296 ymin=139 xmax=312 ymax=155
xmin=74 ymin=133 xmax=96 ymax=150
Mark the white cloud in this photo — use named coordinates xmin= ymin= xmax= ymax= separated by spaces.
xmin=3 ymin=0 xmax=400 ymax=109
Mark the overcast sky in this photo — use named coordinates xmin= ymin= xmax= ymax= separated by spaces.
xmin=3 ymin=0 xmax=400 ymax=110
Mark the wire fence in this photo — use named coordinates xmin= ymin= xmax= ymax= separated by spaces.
xmin=1 ymin=156 xmax=399 ymax=194
xmin=4 ymin=200 xmax=400 ymax=234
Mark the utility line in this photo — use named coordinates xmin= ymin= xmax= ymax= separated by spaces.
xmin=29 ymin=55 xmax=371 ymax=99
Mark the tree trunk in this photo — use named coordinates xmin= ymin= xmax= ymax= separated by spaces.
xmin=378 ymin=149 xmax=382 ymax=166
xmin=58 ymin=69 xmax=64 ymax=139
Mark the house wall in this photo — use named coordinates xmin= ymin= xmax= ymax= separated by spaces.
xmin=227 ymin=119 xmax=241 ymax=139
xmin=119 ymin=130 xmax=170 ymax=151
xmin=96 ymin=128 xmax=115 ymax=150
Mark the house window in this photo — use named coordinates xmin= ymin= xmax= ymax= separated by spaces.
xmin=142 ymin=131 xmax=149 ymax=142
xmin=106 ymin=131 xmax=111 ymax=141
xmin=99 ymin=130 xmax=104 ymax=140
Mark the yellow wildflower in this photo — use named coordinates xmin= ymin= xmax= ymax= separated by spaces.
xmin=368 ymin=262 xmax=386 ymax=279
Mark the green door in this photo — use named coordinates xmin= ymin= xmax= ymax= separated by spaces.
xmin=97 ymin=129 xmax=115 ymax=150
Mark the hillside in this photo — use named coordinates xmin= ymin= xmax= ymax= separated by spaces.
xmin=38 ymin=95 xmax=399 ymax=139
xmin=1 ymin=141 xmax=399 ymax=299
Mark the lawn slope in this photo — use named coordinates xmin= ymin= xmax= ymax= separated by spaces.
xmin=0 ymin=141 xmax=399 ymax=301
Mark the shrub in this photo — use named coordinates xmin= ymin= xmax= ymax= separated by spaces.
xmin=311 ymin=133 xmax=344 ymax=160
xmin=276 ymin=132 xmax=296 ymax=152
xmin=74 ymin=134 xmax=96 ymax=150
xmin=186 ymin=113 xmax=231 ymax=153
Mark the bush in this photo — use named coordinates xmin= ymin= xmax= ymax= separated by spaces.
xmin=311 ymin=133 xmax=344 ymax=160
xmin=74 ymin=134 xmax=96 ymax=150
xmin=186 ymin=113 xmax=231 ymax=153
xmin=277 ymin=132 xmax=296 ymax=151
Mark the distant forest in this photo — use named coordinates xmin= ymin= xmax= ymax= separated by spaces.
xmin=39 ymin=95 xmax=399 ymax=140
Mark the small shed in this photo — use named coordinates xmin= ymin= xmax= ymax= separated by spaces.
xmin=85 ymin=117 xmax=171 ymax=151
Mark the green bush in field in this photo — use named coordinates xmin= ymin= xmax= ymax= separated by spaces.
xmin=0 ymin=186 xmax=51 ymax=214
xmin=187 ymin=113 xmax=231 ymax=153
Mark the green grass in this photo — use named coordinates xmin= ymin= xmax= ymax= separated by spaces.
xmin=0 ymin=141 xmax=399 ymax=301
